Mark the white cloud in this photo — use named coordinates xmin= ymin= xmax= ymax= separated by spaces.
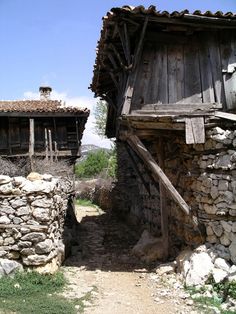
xmin=23 ymin=90 xmax=112 ymax=149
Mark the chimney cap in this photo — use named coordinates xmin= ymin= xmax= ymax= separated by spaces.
xmin=39 ymin=86 xmax=52 ymax=92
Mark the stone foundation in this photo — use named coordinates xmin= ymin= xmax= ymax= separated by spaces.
xmin=0 ymin=173 xmax=73 ymax=272
xmin=115 ymin=124 xmax=236 ymax=264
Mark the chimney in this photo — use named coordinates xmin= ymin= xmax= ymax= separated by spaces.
xmin=39 ymin=86 xmax=52 ymax=100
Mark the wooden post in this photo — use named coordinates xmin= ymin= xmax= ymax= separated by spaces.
xmin=126 ymin=134 xmax=190 ymax=215
xmin=54 ymin=141 xmax=58 ymax=162
xmin=48 ymin=129 xmax=53 ymax=163
xmin=29 ymin=118 xmax=35 ymax=171
xmin=158 ymin=138 xmax=169 ymax=260
xmin=45 ymin=128 xmax=49 ymax=161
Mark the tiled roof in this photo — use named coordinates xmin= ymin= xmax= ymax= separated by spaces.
xmin=0 ymin=100 xmax=89 ymax=115
xmin=108 ymin=5 xmax=236 ymax=19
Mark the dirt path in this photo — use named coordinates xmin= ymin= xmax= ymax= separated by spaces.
xmin=62 ymin=205 xmax=198 ymax=314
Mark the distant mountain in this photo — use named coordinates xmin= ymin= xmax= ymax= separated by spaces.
xmin=77 ymin=144 xmax=110 ymax=162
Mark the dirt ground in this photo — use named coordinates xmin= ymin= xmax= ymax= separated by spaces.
xmin=62 ymin=205 xmax=199 ymax=314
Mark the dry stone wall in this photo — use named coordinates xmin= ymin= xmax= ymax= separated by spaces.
xmin=116 ymin=124 xmax=236 ymax=264
xmin=0 ymin=173 xmax=73 ymax=272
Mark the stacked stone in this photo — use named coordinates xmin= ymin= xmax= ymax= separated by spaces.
xmin=163 ymin=125 xmax=236 ymax=264
xmin=0 ymin=173 xmax=72 ymax=270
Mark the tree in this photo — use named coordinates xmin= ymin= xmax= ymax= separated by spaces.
xmin=93 ymin=100 xmax=108 ymax=138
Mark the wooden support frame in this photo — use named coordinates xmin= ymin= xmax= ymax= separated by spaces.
xmin=29 ymin=118 xmax=35 ymax=171
xmin=125 ymin=134 xmax=190 ymax=215
xmin=121 ymin=17 xmax=149 ymax=116
xmin=157 ymin=138 xmax=169 ymax=259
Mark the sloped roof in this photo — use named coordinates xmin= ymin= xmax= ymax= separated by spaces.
xmin=110 ymin=5 xmax=236 ymax=19
xmin=91 ymin=5 xmax=236 ymax=96
xmin=0 ymin=100 xmax=89 ymax=116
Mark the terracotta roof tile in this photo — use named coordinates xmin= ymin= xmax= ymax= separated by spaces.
xmin=0 ymin=100 xmax=89 ymax=115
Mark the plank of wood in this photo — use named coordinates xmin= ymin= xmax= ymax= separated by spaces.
xmin=185 ymin=117 xmax=205 ymax=144
xmin=183 ymin=37 xmax=202 ymax=103
xmin=126 ymin=134 xmax=190 ymax=215
xmin=157 ymin=138 xmax=169 ymax=260
xmin=129 ymin=121 xmax=185 ymax=130
xmin=29 ymin=118 xmax=35 ymax=170
xmin=121 ymin=18 xmax=149 ymax=115
xmin=215 ymin=111 xmax=236 ymax=121
xmin=208 ymin=32 xmax=226 ymax=108
xmin=198 ymin=32 xmax=215 ymax=103
xmin=142 ymin=103 xmax=222 ymax=111
xmin=219 ymin=29 xmax=236 ymax=110
xmin=149 ymin=44 xmax=168 ymax=104
xmin=168 ymin=44 xmax=184 ymax=103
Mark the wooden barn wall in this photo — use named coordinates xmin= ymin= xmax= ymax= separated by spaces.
xmin=131 ymin=30 xmax=236 ymax=110
xmin=0 ymin=116 xmax=82 ymax=155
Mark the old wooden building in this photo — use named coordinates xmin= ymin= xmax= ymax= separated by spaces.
xmin=0 ymin=87 xmax=89 ymax=160
xmin=91 ymin=6 xmax=236 ymax=259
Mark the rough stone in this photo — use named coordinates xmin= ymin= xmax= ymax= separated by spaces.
xmin=21 ymin=232 xmax=46 ymax=243
xmin=17 ymin=206 xmax=30 ymax=216
xmin=32 ymin=208 xmax=50 ymax=222
xmin=27 ymin=172 xmax=43 ymax=181
xmin=31 ymin=198 xmax=53 ymax=208
xmin=212 ymin=268 xmax=228 ymax=283
xmin=10 ymin=198 xmax=27 ymax=209
xmin=0 ymin=216 xmax=11 ymax=224
xmin=218 ymin=180 xmax=229 ymax=191
xmin=0 ymin=259 xmax=23 ymax=275
xmin=214 ymin=258 xmax=230 ymax=272
xmin=20 ymin=248 xmax=35 ymax=256
xmin=0 ymin=205 xmax=14 ymax=215
xmin=220 ymin=234 xmax=231 ymax=246
xmin=17 ymin=241 xmax=32 ymax=249
xmin=0 ymin=183 xmax=13 ymax=194
xmin=35 ymin=239 xmax=53 ymax=254
xmin=212 ymin=223 xmax=223 ymax=237
xmin=221 ymin=221 xmax=232 ymax=233
xmin=184 ymin=252 xmax=214 ymax=286
xmin=229 ymin=243 xmax=236 ymax=264
xmin=0 ymin=176 xmax=12 ymax=185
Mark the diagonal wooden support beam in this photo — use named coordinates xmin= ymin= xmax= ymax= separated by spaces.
xmin=126 ymin=134 xmax=190 ymax=215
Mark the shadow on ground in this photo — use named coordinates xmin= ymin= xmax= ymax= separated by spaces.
xmin=63 ymin=205 xmax=156 ymax=272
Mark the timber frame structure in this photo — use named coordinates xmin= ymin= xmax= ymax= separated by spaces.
xmin=0 ymin=89 xmax=89 ymax=161
xmin=91 ymin=6 xmax=236 ymax=257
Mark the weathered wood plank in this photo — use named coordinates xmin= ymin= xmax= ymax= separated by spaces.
xmin=215 ymin=111 xmax=236 ymax=121
xmin=141 ymin=103 xmax=222 ymax=111
xmin=208 ymin=32 xmax=226 ymax=107
xmin=150 ymin=45 xmax=168 ymax=104
xmin=157 ymin=137 xmax=169 ymax=260
xmin=185 ymin=117 xmax=205 ymax=144
xmin=219 ymin=29 xmax=236 ymax=110
xmin=198 ymin=32 xmax=215 ymax=103
xmin=168 ymin=44 xmax=184 ymax=103
xmin=183 ymin=38 xmax=202 ymax=103
xmin=126 ymin=134 xmax=190 ymax=215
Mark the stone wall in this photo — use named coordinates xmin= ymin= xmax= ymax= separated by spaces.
xmin=0 ymin=173 xmax=73 ymax=272
xmin=115 ymin=142 xmax=161 ymax=234
xmin=115 ymin=124 xmax=236 ymax=264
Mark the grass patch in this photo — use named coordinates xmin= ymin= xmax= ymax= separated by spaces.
xmin=75 ymin=198 xmax=96 ymax=207
xmin=186 ymin=280 xmax=236 ymax=314
xmin=0 ymin=271 xmax=76 ymax=314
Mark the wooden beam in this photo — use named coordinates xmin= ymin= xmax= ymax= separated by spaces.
xmin=118 ymin=23 xmax=131 ymax=65
xmin=215 ymin=111 xmax=236 ymax=121
xmin=29 ymin=118 xmax=35 ymax=171
xmin=185 ymin=117 xmax=205 ymax=144
xmin=126 ymin=134 xmax=190 ymax=215
xmin=158 ymin=138 xmax=168 ymax=260
xmin=121 ymin=17 xmax=149 ymax=116
xmin=141 ymin=103 xmax=222 ymax=111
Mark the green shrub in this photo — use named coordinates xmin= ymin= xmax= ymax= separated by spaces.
xmin=75 ymin=148 xmax=117 ymax=179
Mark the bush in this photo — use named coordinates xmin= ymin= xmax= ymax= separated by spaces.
xmin=75 ymin=148 xmax=117 ymax=179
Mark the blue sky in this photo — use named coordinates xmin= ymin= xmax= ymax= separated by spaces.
xmin=0 ymin=0 xmax=235 ymax=146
